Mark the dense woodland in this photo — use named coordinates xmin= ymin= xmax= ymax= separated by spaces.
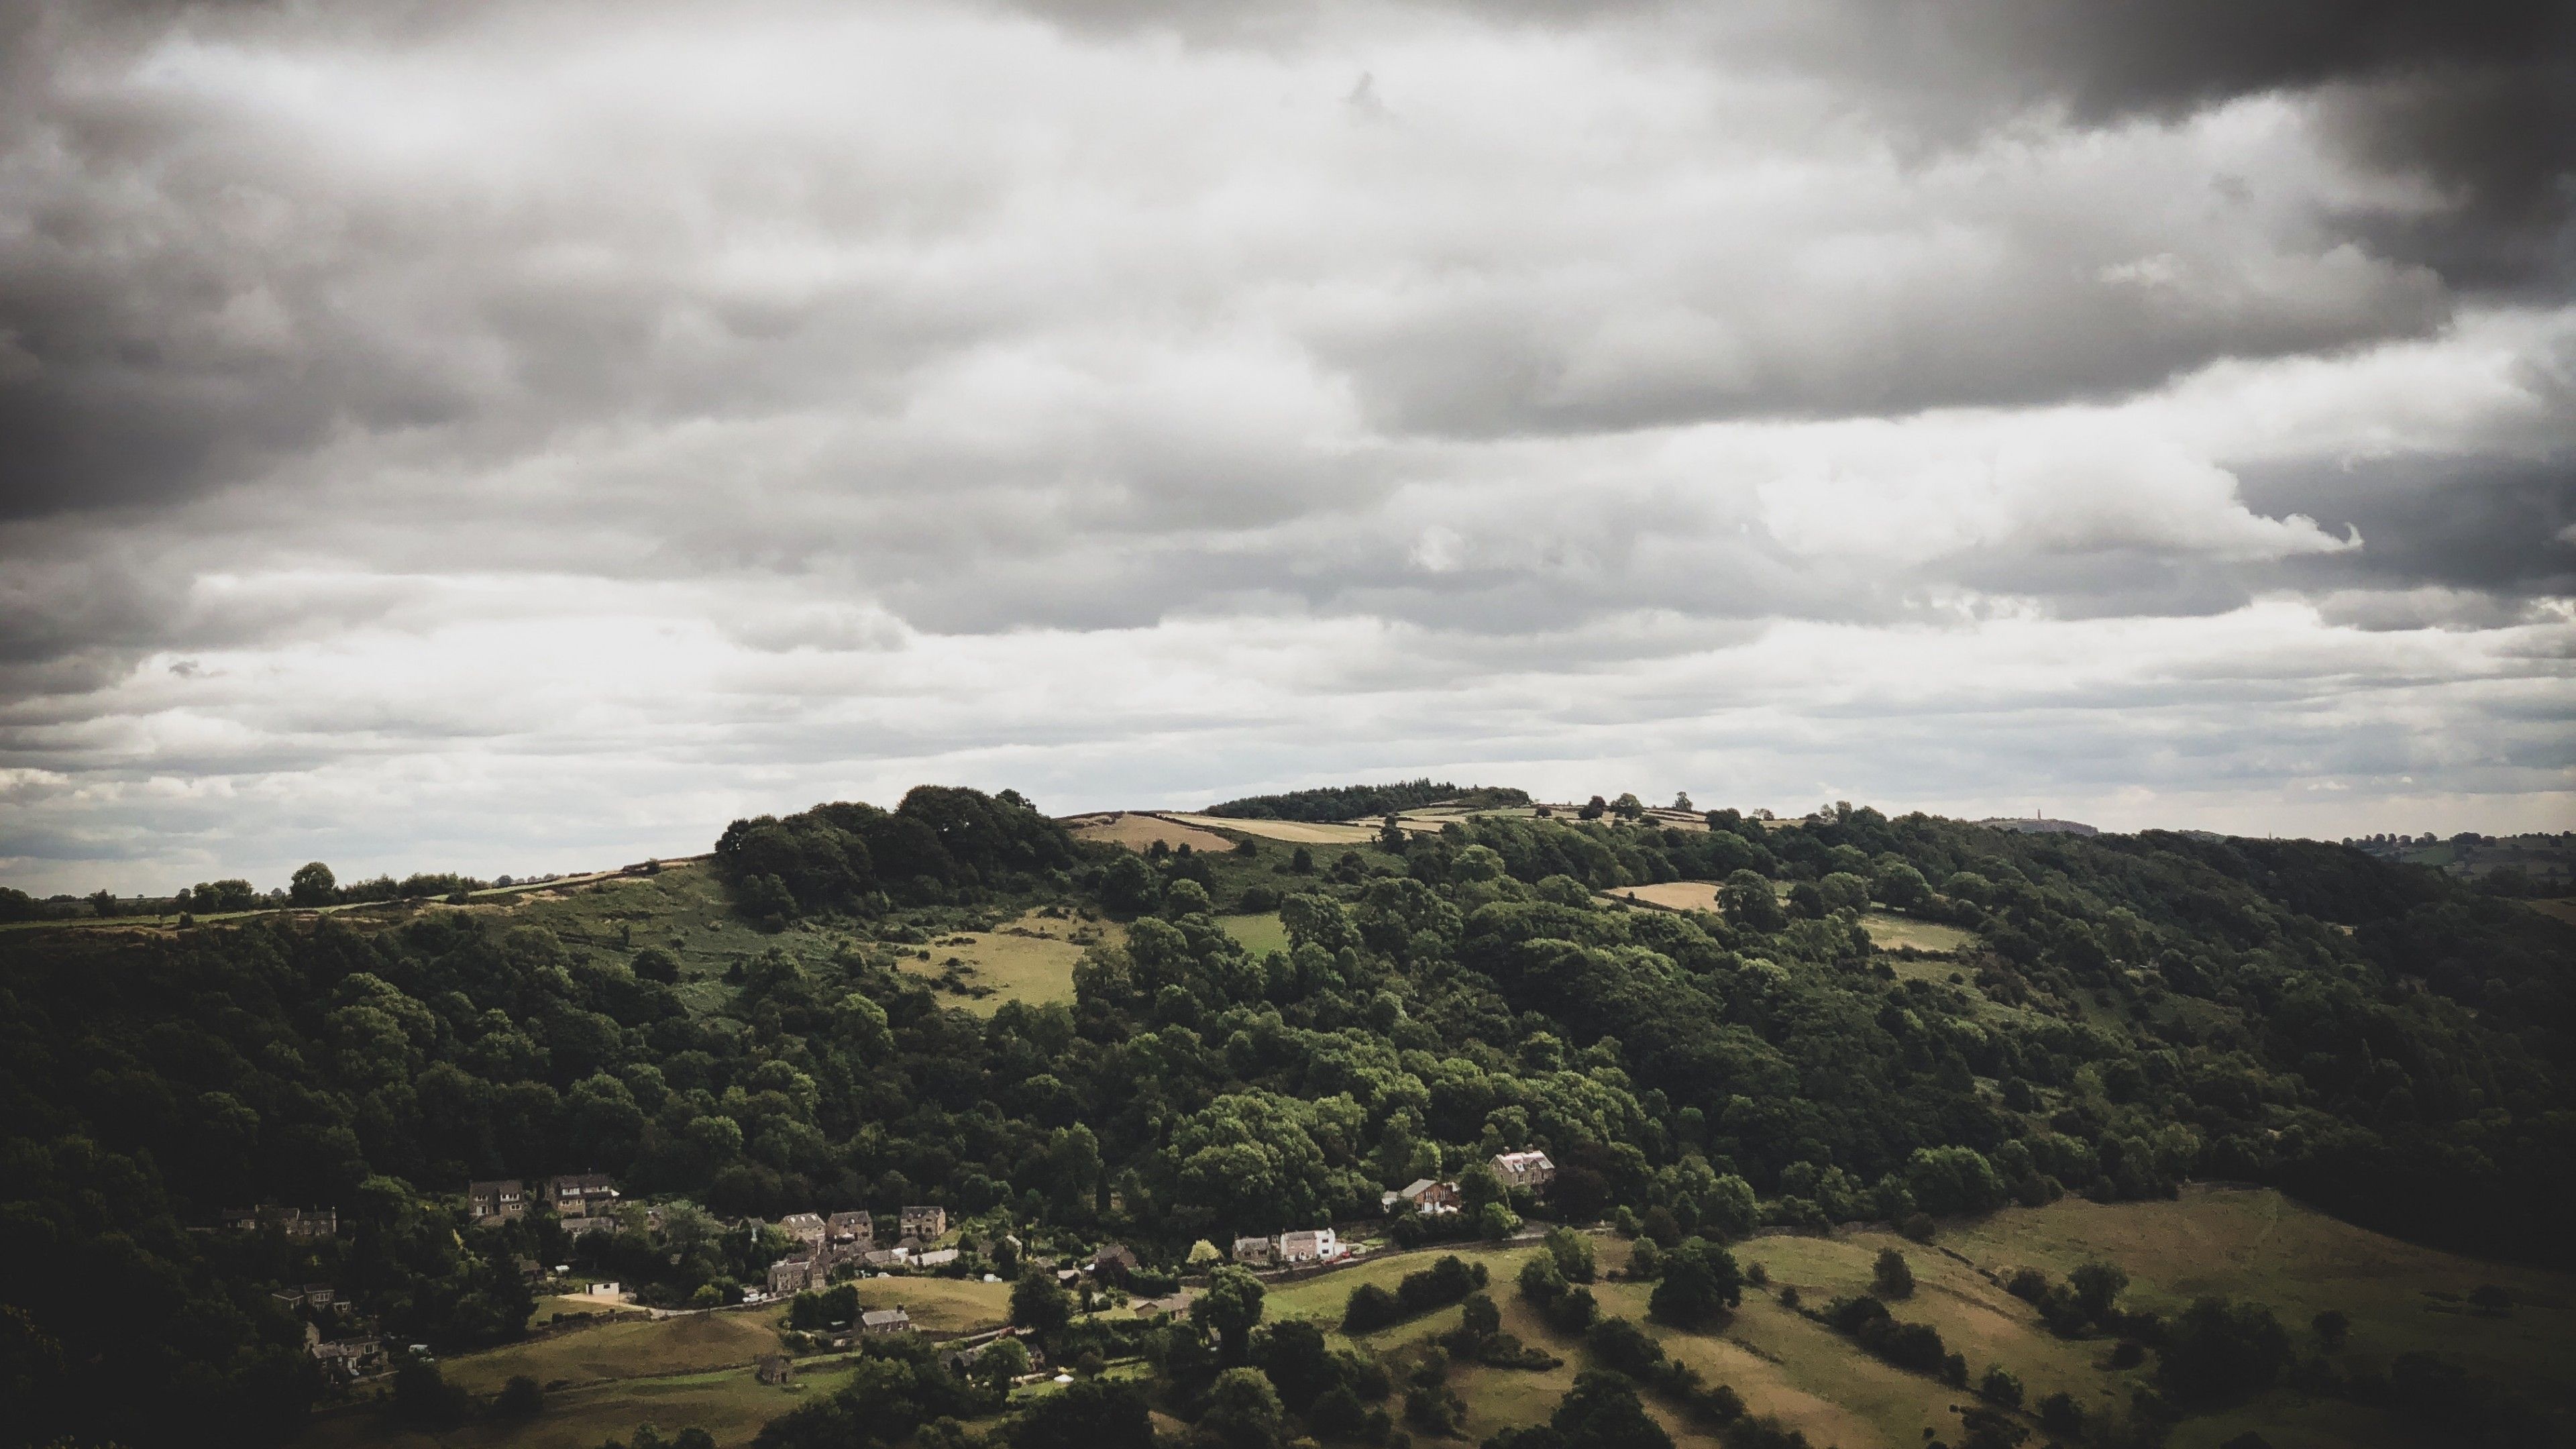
xmin=3 ymin=787 xmax=2572 ymax=1449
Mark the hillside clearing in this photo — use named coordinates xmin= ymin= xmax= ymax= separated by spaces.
xmin=891 ymin=908 xmax=1108 ymax=1014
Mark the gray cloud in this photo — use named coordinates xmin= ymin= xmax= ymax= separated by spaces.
xmin=0 ymin=0 xmax=2568 ymax=893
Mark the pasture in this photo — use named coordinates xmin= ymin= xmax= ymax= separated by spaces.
xmin=851 ymin=1275 xmax=1014 ymax=1334
xmin=1218 ymin=912 xmax=1290 ymax=957
xmin=892 ymin=908 xmax=1107 ymax=1015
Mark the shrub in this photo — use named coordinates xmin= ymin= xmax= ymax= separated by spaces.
xmin=492 ymin=1375 xmax=543 ymax=1421
xmin=1870 ymin=1249 xmax=1913 ymax=1299
xmin=1976 ymin=1365 xmax=2023 ymax=1409
xmin=2037 ymin=1391 xmax=2085 ymax=1437
xmin=2156 ymin=1298 xmax=2290 ymax=1407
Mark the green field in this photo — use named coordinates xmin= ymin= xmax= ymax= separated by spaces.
xmin=443 ymin=1309 xmax=784 ymax=1394
xmin=1264 ymin=1188 xmax=2576 ymax=1449
xmin=891 ymin=910 xmax=1110 ymax=1015
xmin=1218 ymin=912 xmax=1289 ymax=957
xmin=850 ymin=1275 xmax=1014 ymax=1334
xmin=1856 ymin=911 xmax=1976 ymax=955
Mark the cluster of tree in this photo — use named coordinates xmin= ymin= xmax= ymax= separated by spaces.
xmin=714 ymin=786 xmax=1076 ymax=923
xmin=1203 ymin=780 xmax=1531 ymax=821
xmin=1340 ymin=1253 xmax=1490 ymax=1332
xmin=4 ymin=786 xmax=2573 ymax=1448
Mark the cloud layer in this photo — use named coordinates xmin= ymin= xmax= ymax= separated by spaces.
xmin=1 ymin=0 xmax=2569 ymax=892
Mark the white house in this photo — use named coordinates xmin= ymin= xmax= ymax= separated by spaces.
xmin=1230 ymin=1235 xmax=1279 ymax=1266
xmin=1277 ymin=1228 xmax=1343 ymax=1263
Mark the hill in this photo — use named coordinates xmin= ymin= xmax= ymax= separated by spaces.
xmin=3 ymin=789 xmax=2573 ymax=1449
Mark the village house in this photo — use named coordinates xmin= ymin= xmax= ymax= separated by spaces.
xmin=1491 ymin=1150 xmax=1556 ymax=1191
xmin=1090 ymin=1242 xmax=1140 ymax=1281
xmin=1278 ymin=1228 xmax=1344 ymax=1264
xmin=861 ymin=1307 xmax=914 ymax=1336
xmin=1230 ymin=1234 xmax=1279 ymax=1266
xmin=827 ymin=1212 xmax=876 ymax=1252
xmin=900 ymin=1205 xmax=948 ymax=1240
xmin=777 ymin=1212 xmax=828 ymax=1249
xmin=304 ymin=1324 xmax=387 ymax=1383
xmin=466 ymin=1180 xmax=527 ymax=1225
xmin=863 ymin=1247 xmax=911 ymax=1269
xmin=755 ymin=1353 xmax=794 ymax=1386
xmin=226 ymin=1205 xmax=339 ymax=1238
xmin=768 ymin=1256 xmax=820 ymax=1297
xmin=1391 ymin=1179 xmax=1462 ymax=1215
xmin=543 ymin=1173 xmax=621 ymax=1219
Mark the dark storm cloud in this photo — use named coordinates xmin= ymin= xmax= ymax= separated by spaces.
xmin=2244 ymin=450 xmax=2576 ymax=600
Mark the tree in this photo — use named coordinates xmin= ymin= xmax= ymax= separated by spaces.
xmin=1187 ymin=1239 xmax=1224 ymax=1271
xmin=974 ymin=1337 xmax=1030 ymax=1391
xmin=1011 ymin=1271 xmax=1073 ymax=1338
xmin=1545 ymin=1227 xmax=1597 ymax=1284
xmin=2310 ymin=1309 xmax=2350 ymax=1350
xmin=1012 ymin=1377 xmax=1155 ymax=1449
xmin=1611 ymin=794 xmax=1645 ymax=820
xmin=1647 ymin=1239 xmax=1742 ymax=1329
xmin=1252 ymin=1319 xmax=1336 ymax=1413
xmin=1976 ymin=1365 xmax=2023 ymax=1409
xmin=87 ymin=889 xmax=117 ymax=918
xmin=1719 ymin=870 xmax=1785 ymax=932
xmin=2037 ymin=1392 xmax=2084 ymax=1438
xmin=1672 ymin=793 xmax=1693 ymax=812
xmin=2070 ymin=1260 xmax=2129 ymax=1323
xmin=289 ymin=862 xmax=338 ymax=906
xmin=2157 ymin=1297 xmax=2290 ymax=1406
xmin=1580 ymin=796 xmax=1608 ymax=820
xmin=1550 ymin=1371 xmax=1674 ymax=1449
xmin=1193 ymin=1267 xmax=1267 ymax=1365
xmin=1198 ymin=1366 xmax=1286 ymax=1449
xmin=1872 ymin=1248 xmax=1915 ymax=1299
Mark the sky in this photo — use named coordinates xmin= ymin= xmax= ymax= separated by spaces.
xmin=2 ymin=0 xmax=2572 ymax=894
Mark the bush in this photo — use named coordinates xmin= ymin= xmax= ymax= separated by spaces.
xmin=1648 ymin=1240 xmax=1743 ymax=1329
xmin=1976 ymin=1365 xmax=2022 ymax=1409
xmin=492 ymin=1375 xmax=543 ymax=1420
xmin=2037 ymin=1391 xmax=2085 ymax=1437
xmin=1870 ymin=1249 xmax=1913 ymax=1299
xmin=2004 ymin=1268 xmax=2049 ymax=1304
xmin=2156 ymin=1297 xmax=2290 ymax=1407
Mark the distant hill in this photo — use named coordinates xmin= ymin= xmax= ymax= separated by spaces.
xmin=1203 ymin=778 xmax=1531 ymax=821
xmin=1976 ymin=815 xmax=2098 ymax=836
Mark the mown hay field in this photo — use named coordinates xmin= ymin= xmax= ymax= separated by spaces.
xmin=1159 ymin=813 xmax=1378 ymax=845
xmin=1065 ymin=812 xmax=1238 ymax=853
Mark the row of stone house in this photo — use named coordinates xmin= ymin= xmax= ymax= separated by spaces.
xmin=1231 ymin=1227 xmax=1346 ymax=1267
xmin=466 ymin=1173 xmax=621 ymax=1230
xmin=219 ymin=1204 xmax=338 ymax=1239
xmin=764 ymin=1206 xmax=956 ymax=1296
xmin=1379 ymin=1150 xmax=1556 ymax=1218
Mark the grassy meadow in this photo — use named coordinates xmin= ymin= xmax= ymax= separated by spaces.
xmin=890 ymin=909 xmax=1110 ymax=1015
